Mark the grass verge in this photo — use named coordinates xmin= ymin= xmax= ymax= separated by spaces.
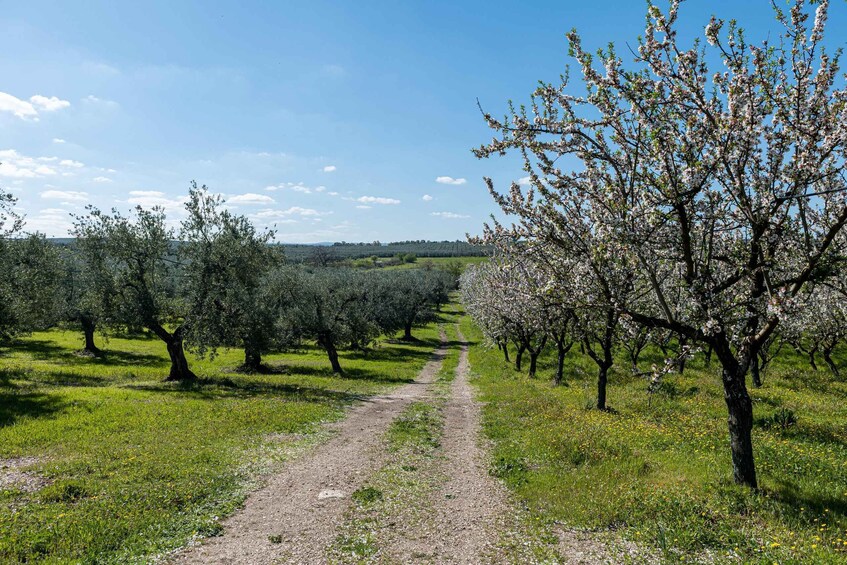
xmin=462 ymin=314 xmax=847 ymax=563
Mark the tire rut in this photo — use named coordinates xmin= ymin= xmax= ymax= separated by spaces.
xmin=169 ymin=335 xmax=447 ymax=565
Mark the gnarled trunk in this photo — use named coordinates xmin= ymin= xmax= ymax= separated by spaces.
xmin=528 ymin=352 xmax=539 ymax=378
xmin=80 ymin=316 xmax=101 ymax=356
xmin=721 ymin=362 xmax=757 ymax=488
xmin=403 ymin=320 xmax=414 ymax=341
xmin=554 ymin=339 xmax=572 ymax=386
xmin=514 ymin=342 xmax=526 ymax=371
xmin=597 ymin=363 xmax=610 ymax=411
xmin=823 ymin=347 xmax=839 ymax=378
xmin=751 ymin=356 xmax=762 ymax=388
xmin=242 ymin=345 xmax=263 ymax=373
xmin=150 ymin=323 xmax=196 ymax=382
xmin=677 ymin=335 xmax=688 ymax=374
xmin=319 ymin=333 xmax=343 ymax=374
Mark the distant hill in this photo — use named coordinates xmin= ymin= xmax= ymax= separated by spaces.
xmin=48 ymin=238 xmax=490 ymax=261
xmin=279 ymin=240 xmax=490 ymax=262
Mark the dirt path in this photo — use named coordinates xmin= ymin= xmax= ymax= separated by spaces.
xmin=421 ymin=327 xmax=511 ymax=563
xmin=170 ymin=336 xmax=447 ymax=565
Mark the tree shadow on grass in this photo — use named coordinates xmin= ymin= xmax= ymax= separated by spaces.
xmin=123 ymin=377 xmax=367 ymax=405
xmin=5 ymin=340 xmax=71 ymax=361
xmin=92 ymin=350 xmax=166 ymax=368
xmin=0 ymin=389 xmax=65 ymax=427
xmin=258 ymin=363 xmax=420 ymax=384
xmin=768 ymin=479 xmax=847 ymax=520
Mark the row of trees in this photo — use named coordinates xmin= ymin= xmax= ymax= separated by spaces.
xmin=0 ymin=185 xmax=454 ymax=378
xmin=468 ymin=0 xmax=847 ymax=489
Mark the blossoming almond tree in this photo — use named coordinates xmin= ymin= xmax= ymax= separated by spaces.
xmin=474 ymin=0 xmax=847 ymax=488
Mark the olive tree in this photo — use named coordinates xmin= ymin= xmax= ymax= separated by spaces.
xmin=0 ymin=190 xmax=62 ymax=340
xmin=370 ymin=269 xmax=452 ymax=341
xmin=72 ymin=205 xmax=196 ymax=381
xmin=474 ymin=0 xmax=847 ymax=487
xmin=289 ymin=268 xmax=375 ymax=374
xmin=180 ymin=184 xmax=285 ymax=372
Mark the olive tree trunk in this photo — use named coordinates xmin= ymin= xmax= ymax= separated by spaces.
xmin=318 ymin=333 xmax=343 ymax=374
xmin=80 ymin=316 xmax=101 ymax=356
xmin=150 ymin=324 xmax=197 ymax=382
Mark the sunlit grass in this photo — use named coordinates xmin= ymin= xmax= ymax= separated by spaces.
xmin=0 ymin=322 xmax=442 ymax=563
xmin=463 ymin=315 xmax=847 ymax=563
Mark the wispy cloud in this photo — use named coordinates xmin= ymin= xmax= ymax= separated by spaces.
xmin=60 ymin=159 xmax=85 ymax=168
xmin=127 ymin=190 xmax=188 ymax=211
xmin=517 ymin=176 xmax=532 ymax=186
xmin=323 ymin=165 xmax=337 ymax=172
xmin=93 ymin=176 xmax=112 ymax=183
xmin=435 ymin=176 xmax=466 ymax=185
xmin=227 ymin=193 xmax=274 ymax=205
xmin=265 ymin=182 xmax=326 ymax=194
xmin=256 ymin=206 xmax=330 ymax=218
xmin=357 ymin=196 xmax=400 ymax=205
xmin=355 ymin=205 xmax=372 ymax=209
xmin=431 ymin=211 xmax=469 ymax=219
xmin=41 ymin=190 xmax=88 ymax=201
xmin=422 ymin=194 xmax=433 ymax=201
xmin=52 ymin=138 xmax=66 ymax=144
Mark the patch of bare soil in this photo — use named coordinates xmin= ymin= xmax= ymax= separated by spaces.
xmin=0 ymin=457 xmax=51 ymax=494
xmin=169 ymin=335 xmax=447 ymax=565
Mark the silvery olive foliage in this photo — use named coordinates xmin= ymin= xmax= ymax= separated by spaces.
xmin=0 ymin=189 xmax=63 ymax=340
xmin=180 ymin=183 xmax=286 ymax=372
xmin=72 ymin=203 xmax=197 ymax=381
xmin=471 ymin=0 xmax=847 ymax=488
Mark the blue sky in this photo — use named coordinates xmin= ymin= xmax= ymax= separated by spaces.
xmin=1 ymin=1 xmax=844 ymax=242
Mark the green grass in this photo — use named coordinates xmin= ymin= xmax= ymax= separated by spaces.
xmin=0 ymin=323 xmax=443 ymax=564
xmin=462 ymin=315 xmax=847 ymax=563
xmin=380 ymin=256 xmax=488 ymax=271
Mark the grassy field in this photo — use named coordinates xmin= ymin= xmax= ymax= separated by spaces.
xmin=0 ymin=324 xmax=442 ymax=563
xmin=462 ymin=316 xmax=847 ymax=563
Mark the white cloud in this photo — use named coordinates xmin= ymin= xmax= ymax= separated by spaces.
xmin=265 ymin=182 xmax=326 ymax=194
xmin=52 ymin=138 xmax=66 ymax=144
xmin=431 ymin=211 xmax=470 ymax=219
xmin=435 ymin=176 xmax=467 ymax=185
xmin=356 ymin=196 xmax=400 ymax=205
xmin=256 ymin=206 xmax=329 ymax=218
xmin=0 ymin=92 xmax=70 ymax=120
xmin=30 ymin=95 xmax=71 ymax=112
xmin=41 ymin=190 xmax=88 ymax=201
xmin=129 ymin=190 xmax=164 ymax=197
xmin=328 ymin=191 xmax=339 ymax=196
xmin=355 ymin=205 xmax=372 ymax=209
xmin=127 ymin=190 xmax=188 ymax=211
xmin=0 ymin=149 xmax=59 ymax=178
xmin=323 ymin=165 xmax=337 ymax=172
xmin=517 ymin=176 xmax=532 ymax=186
xmin=227 ymin=193 xmax=274 ymax=205
xmin=0 ymin=92 xmax=39 ymax=119
xmin=93 ymin=176 xmax=112 ymax=183
xmin=23 ymin=207 xmax=74 ymax=236
xmin=422 ymin=194 xmax=433 ymax=201
xmin=59 ymin=159 xmax=85 ymax=168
